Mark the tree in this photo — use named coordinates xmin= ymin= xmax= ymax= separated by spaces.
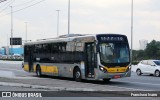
xmin=132 ymin=40 xmax=160 ymax=62
xmin=145 ymin=40 xmax=159 ymax=59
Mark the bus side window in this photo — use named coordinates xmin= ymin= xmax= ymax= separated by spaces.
xmin=35 ymin=44 xmax=42 ymax=54
xmin=48 ymin=44 xmax=52 ymax=53
xmin=66 ymin=42 xmax=75 ymax=52
xmin=51 ymin=43 xmax=59 ymax=54
xmin=42 ymin=44 xmax=51 ymax=54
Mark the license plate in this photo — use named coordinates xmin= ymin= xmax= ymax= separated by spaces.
xmin=114 ymin=75 xmax=121 ymax=78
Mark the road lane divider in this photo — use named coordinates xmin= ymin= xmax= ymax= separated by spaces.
xmin=113 ymin=80 xmax=160 ymax=86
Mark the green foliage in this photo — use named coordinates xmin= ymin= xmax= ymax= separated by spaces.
xmin=132 ymin=40 xmax=160 ymax=62
xmin=132 ymin=61 xmax=139 ymax=65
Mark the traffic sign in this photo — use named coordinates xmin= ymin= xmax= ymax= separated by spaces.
xmin=10 ymin=37 xmax=22 ymax=45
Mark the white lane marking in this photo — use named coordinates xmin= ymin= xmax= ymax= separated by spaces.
xmin=84 ymin=83 xmax=152 ymax=91
xmin=0 ymin=60 xmax=23 ymax=64
xmin=0 ymin=67 xmax=24 ymax=72
xmin=81 ymin=81 xmax=153 ymax=91
xmin=0 ymin=70 xmax=16 ymax=78
xmin=0 ymin=70 xmax=43 ymax=79
xmin=114 ymin=80 xmax=160 ymax=86
xmin=106 ymin=85 xmax=153 ymax=91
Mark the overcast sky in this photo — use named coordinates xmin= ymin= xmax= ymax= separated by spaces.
xmin=0 ymin=0 xmax=159 ymax=49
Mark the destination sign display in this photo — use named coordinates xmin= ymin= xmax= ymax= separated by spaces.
xmin=100 ymin=36 xmax=124 ymax=41
xmin=97 ymin=34 xmax=127 ymax=42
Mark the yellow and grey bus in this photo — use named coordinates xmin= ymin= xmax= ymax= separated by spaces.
xmin=23 ymin=34 xmax=131 ymax=82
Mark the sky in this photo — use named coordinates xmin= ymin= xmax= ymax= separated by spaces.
xmin=0 ymin=0 xmax=159 ymax=50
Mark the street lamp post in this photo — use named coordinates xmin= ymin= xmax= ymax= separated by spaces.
xmin=56 ymin=10 xmax=61 ymax=37
xmin=25 ymin=22 xmax=28 ymax=42
xmin=68 ymin=0 xmax=70 ymax=35
xmin=10 ymin=6 xmax=13 ymax=55
xmin=131 ymin=0 xmax=133 ymax=64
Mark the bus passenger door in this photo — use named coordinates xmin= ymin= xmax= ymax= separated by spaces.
xmin=28 ymin=46 xmax=34 ymax=72
xmin=85 ymin=43 xmax=96 ymax=78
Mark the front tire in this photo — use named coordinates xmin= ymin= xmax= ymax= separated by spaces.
xmin=154 ymin=70 xmax=160 ymax=77
xmin=36 ymin=66 xmax=42 ymax=77
xmin=136 ymin=69 xmax=142 ymax=76
xmin=74 ymin=68 xmax=82 ymax=82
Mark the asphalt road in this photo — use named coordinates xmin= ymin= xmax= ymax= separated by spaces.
xmin=0 ymin=86 xmax=159 ymax=100
xmin=0 ymin=61 xmax=160 ymax=99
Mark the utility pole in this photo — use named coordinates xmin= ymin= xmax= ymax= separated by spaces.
xmin=7 ymin=33 xmax=8 ymax=46
xmin=10 ymin=6 xmax=13 ymax=55
xmin=131 ymin=0 xmax=133 ymax=64
xmin=25 ymin=22 xmax=28 ymax=42
xmin=56 ymin=10 xmax=61 ymax=37
xmin=68 ymin=0 xmax=70 ymax=35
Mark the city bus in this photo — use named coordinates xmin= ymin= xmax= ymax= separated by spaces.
xmin=23 ymin=34 xmax=131 ymax=82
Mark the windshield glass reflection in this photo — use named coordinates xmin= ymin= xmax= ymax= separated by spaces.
xmin=99 ymin=43 xmax=130 ymax=65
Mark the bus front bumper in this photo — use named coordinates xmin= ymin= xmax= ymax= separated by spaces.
xmin=95 ymin=69 xmax=131 ymax=80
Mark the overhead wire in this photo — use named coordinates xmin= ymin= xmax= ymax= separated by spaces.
xmin=12 ymin=0 xmax=38 ymax=7
xmin=0 ymin=0 xmax=13 ymax=8
xmin=0 ymin=0 xmax=7 ymax=3
xmin=0 ymin=0 xmax=10 ymax=8
xmin=0 ymin=0 xmax=13 ymax=9
xmin=0 ymin=0 xmax=15 ymax=14
xmin=0 ymin=0 xmax=46 ymax=17
xmin=13 ymin=0 xmax=46 ymax=13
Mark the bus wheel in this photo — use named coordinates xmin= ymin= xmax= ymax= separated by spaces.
xmin=36 ymin=66 xmax=42 ymax=77
xmin=103 ymin=78 xmax=111 ymax=83
xmin=74 ymin=68 xmax=81 ymax=82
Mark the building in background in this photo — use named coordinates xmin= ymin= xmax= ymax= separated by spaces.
xmin=0 ymin=47 xmax=24 ymax=55
xmin=0 ymin=46 xmax=9 ymax=55
xmin=139 ymin=40 xmax=148 ymax=50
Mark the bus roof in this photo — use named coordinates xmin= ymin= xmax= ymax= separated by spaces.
xmin=24 ymin=34 xmax=96 ymax=45
xmin=24 ymin=33 xmax=127 ymax=45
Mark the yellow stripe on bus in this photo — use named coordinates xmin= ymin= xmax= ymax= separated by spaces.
xmin=46 ymin=66 xmax=58 ymax=73
xmin=104 ymin=66 xmax=128 ymax=73
xmin=33 ymin=65 xmax=36 ymax=72
xmin=24 ymin=64 xmax=29 ymax=71
xmin=41 ymin=65 xmax=46 ymax=72
xmin=40 ymin=65 xmax=58 ymax=73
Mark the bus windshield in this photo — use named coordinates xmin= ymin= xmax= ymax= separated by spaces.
xmin=99 ymin=42 xmax=130 ymax=66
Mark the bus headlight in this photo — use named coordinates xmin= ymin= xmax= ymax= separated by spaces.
xmin=99 ymin=66 xmax=107 ymax=73
xmin=126 ymin=66 xmax=131 ymax=72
